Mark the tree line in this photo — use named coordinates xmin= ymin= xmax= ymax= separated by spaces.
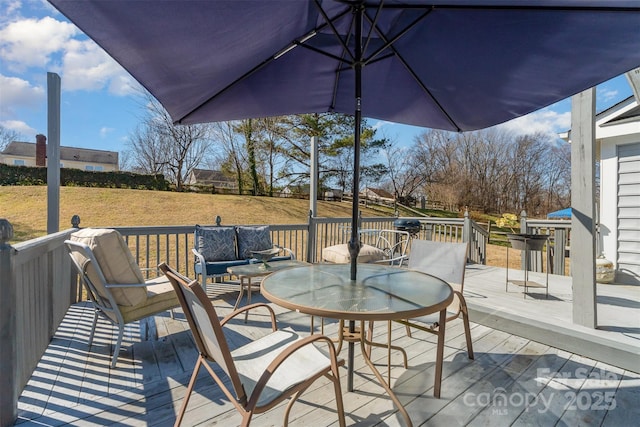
xmin=117 ymin=93 xmax=573 ymax=216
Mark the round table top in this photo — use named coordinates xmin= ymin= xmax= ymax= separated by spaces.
xmin=261 ymin=263 xmax=453 ymax=321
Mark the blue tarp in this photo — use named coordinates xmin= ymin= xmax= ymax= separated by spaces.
xmin=547 ymin=208 xmax=572 ymax=219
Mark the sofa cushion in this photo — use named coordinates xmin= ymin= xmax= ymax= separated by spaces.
xmin=236 ymin=225 xmax=273 ymax=259
xmin=196 ymin=259 xmax=250 ymax=276
xmin=70 ymin=228 xmax=147 ymax=307
xmin=322 ymin=243 xmax=387 ymax=264
xmin=195 ymin=225 xmax=237 ymax=261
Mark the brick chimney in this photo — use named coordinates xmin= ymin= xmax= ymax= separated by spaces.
xmin=35 ymin=134 xmax=46 ymax=166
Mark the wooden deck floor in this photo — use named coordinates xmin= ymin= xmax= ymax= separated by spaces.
xmin=15 ymin=271 xmax=640 ymax=427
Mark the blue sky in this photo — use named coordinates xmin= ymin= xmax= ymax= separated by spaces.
xmin=1 ymin=0 xmax=635 ymax=154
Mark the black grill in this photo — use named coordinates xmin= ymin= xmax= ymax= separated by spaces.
xmin=393 ymin=219 xmax=421 ymax=235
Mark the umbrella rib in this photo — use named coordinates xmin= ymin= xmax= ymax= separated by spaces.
xmin=363 ymin=8 xmax=433 ymax=66
xmin=314 ymin=0 xmax=355 ymax=62
xmin=363 ymin=11 xmax=462 ymax=132
xmin=177 ymin=5 xmax=352 ymax=123
xmin=362 ymin=0 xmax=385 ymax=56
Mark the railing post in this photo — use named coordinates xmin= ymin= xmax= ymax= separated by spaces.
xmin=70 ymin=215 xmax=82 ymax=302
xmin=307 ymin=211 xmax=316 ymax=263
xmin=554 ymin=228 xmax=567 ymax=275
xmin=520 ymin=210 xmax=528 ymax=271
xmin=463 ymin=209 xmax=472 ymax=261
xmin=0 ymin=219 xmax=17 ymax=426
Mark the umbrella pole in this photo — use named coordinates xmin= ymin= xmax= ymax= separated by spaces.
xmin=346 ymin=2 xmax=364 ymax=393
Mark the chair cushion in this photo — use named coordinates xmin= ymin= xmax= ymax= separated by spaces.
xmin=195 ymin=225 xmax=237 ymax=261
xmin=322 ymin=243 xmax=386 ymax=264
xmin=70 ymin=228 xmax=147 ymax=307
xmin=236 ymin=225 xmax=272 ymax=259
xmin=119 ymin=276 xmax=179 ymax=324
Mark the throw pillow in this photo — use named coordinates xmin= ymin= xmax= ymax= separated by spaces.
xmin=236 ymin=225 xmax=273 ymax=259
xmin=322 ymin=243 xmax=386 ymax=264
xmin=195 ymin=225 xmax=237 ymax=261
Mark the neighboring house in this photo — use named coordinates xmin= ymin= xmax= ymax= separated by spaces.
xmin=0 ymin=138 xmax=118 ymax=171
xmin=280 ymin=183 xmax=310 ymax=198
xmin=563 ymin=94 xmax=640 ymax=285
xmin=187 ymin=168 xmax=237 ymax=191
xmin=323 ymin=188 xmax=344 ymax=201
xmin=361 ymin=187 xmax=395 ymax=205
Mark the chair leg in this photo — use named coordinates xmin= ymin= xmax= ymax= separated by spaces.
xmin=459 ymin=296 xmax=474 ymax=360
xmin=111 ymin=323 xmax=125 ymax=368
xmin=405 ymin=323 xmax=412 ymax=338
xmin=283 ymin=389 xmax=305 ymax=426
xmin=331 ymin=368 xmax=346 ymax=427
xmin=88 ymin=310 xmax=99 ymax=346
xmin=174 ymin=356 xmax=203 ymax=427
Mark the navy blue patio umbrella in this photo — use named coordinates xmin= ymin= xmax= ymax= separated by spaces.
xmin=49 ymin=0 xmax=640 ymax=392
xmin=49 ymin=0 xmax=640 ymax=280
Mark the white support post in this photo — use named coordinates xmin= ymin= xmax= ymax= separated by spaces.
xmin=571 ymin=88 xmax=597 ymax=328
xmin=47 ymin=72 xmax=61 ymax=234
xmin=625 ymin=67 xmax=640 ymax=101
xmin=309 ymin=136 xmax=318 ymax=217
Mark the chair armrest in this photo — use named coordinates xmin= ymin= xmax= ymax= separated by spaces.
xmin=192 ymin=247 xmax=206 ymax=266
xmin=372 ymin=254 xmax=408 ymax=266
xmin=104 ymin=282 xmax=148 ymax=289
xmin=221 ymin=303 xmax=277 ymax=331
xmin=275 ymin=245 xmax=296 ymax=260
xmin=246 ymin=334 xmax=343 ymax=408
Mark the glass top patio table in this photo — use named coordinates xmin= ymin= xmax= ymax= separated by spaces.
xmin=261 ymin=263 xmax=453 ymax=427
xmin=261 ymin=263 xmax=453 ymax=321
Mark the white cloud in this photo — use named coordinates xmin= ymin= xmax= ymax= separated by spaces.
xmin=0 ymin=74 xmax=45 ymax=115
xmin=100 ymin=127 xmax=114 ymax=138
xmin=0 ymin=16 xmax=77 ymax=71
xmin=0 ymin=13 xmax=137 ymax=97
xmin=60 ymin=39 xmax=137 ymax=95
xmin=598 ymin=87 xmax=619 ymax=104
xmin=0 ymin=119 xmax=36 ymax=137
xmin=498 ymin=108 xmax=571 ymax=137
xmin=0 ymin=0 xmax=23 ymax=23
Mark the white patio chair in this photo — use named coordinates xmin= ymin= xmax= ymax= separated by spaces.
xmin=158 ymin=263 xmax=345 ymax=427
xmin=65 ymin=228 xmax=179 ymax=368
xmin=402 ymin=239 xmax=474 ymax=359
xmin=365 ymin=239 xmax=474 ymax=366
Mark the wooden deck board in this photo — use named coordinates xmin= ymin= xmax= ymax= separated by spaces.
xmin=14 ymin=267 xmax=640 ymax=426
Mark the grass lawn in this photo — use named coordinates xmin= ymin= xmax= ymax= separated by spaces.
xmin=0 ymin=186 xmax=389 ymax=242
xmin=1 ymin=185 xmax=524 ymax=268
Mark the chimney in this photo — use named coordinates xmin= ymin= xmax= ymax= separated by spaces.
xmin=36 ymin=134 xmax=46 ymax=166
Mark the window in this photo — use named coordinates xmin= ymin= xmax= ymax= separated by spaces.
xmin=85 ymin=165 xmax=94 ymax=171
xmin=13 ymin=159 xmax=25 ymax=166
xmin=94 ymin=165 xmax=103 ymax=171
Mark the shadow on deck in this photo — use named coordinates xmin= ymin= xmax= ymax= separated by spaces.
xmin=14 ymin=268 xmax=640 ymax=426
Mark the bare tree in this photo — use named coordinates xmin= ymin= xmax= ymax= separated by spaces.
xmin=127 ymin=121 xmax=168 ymax=175
xmin=127 ymin=94 xmax=212 ymax=190
xmin=0 ymin=125 xmax=22 ymax=151
xmin=381 ymin=139 xmax=428 ymax=204
xmin=411 ymin=128 xmax=561 ymax=215
xmin=211 ymin=121 xmax=248 ymax=194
